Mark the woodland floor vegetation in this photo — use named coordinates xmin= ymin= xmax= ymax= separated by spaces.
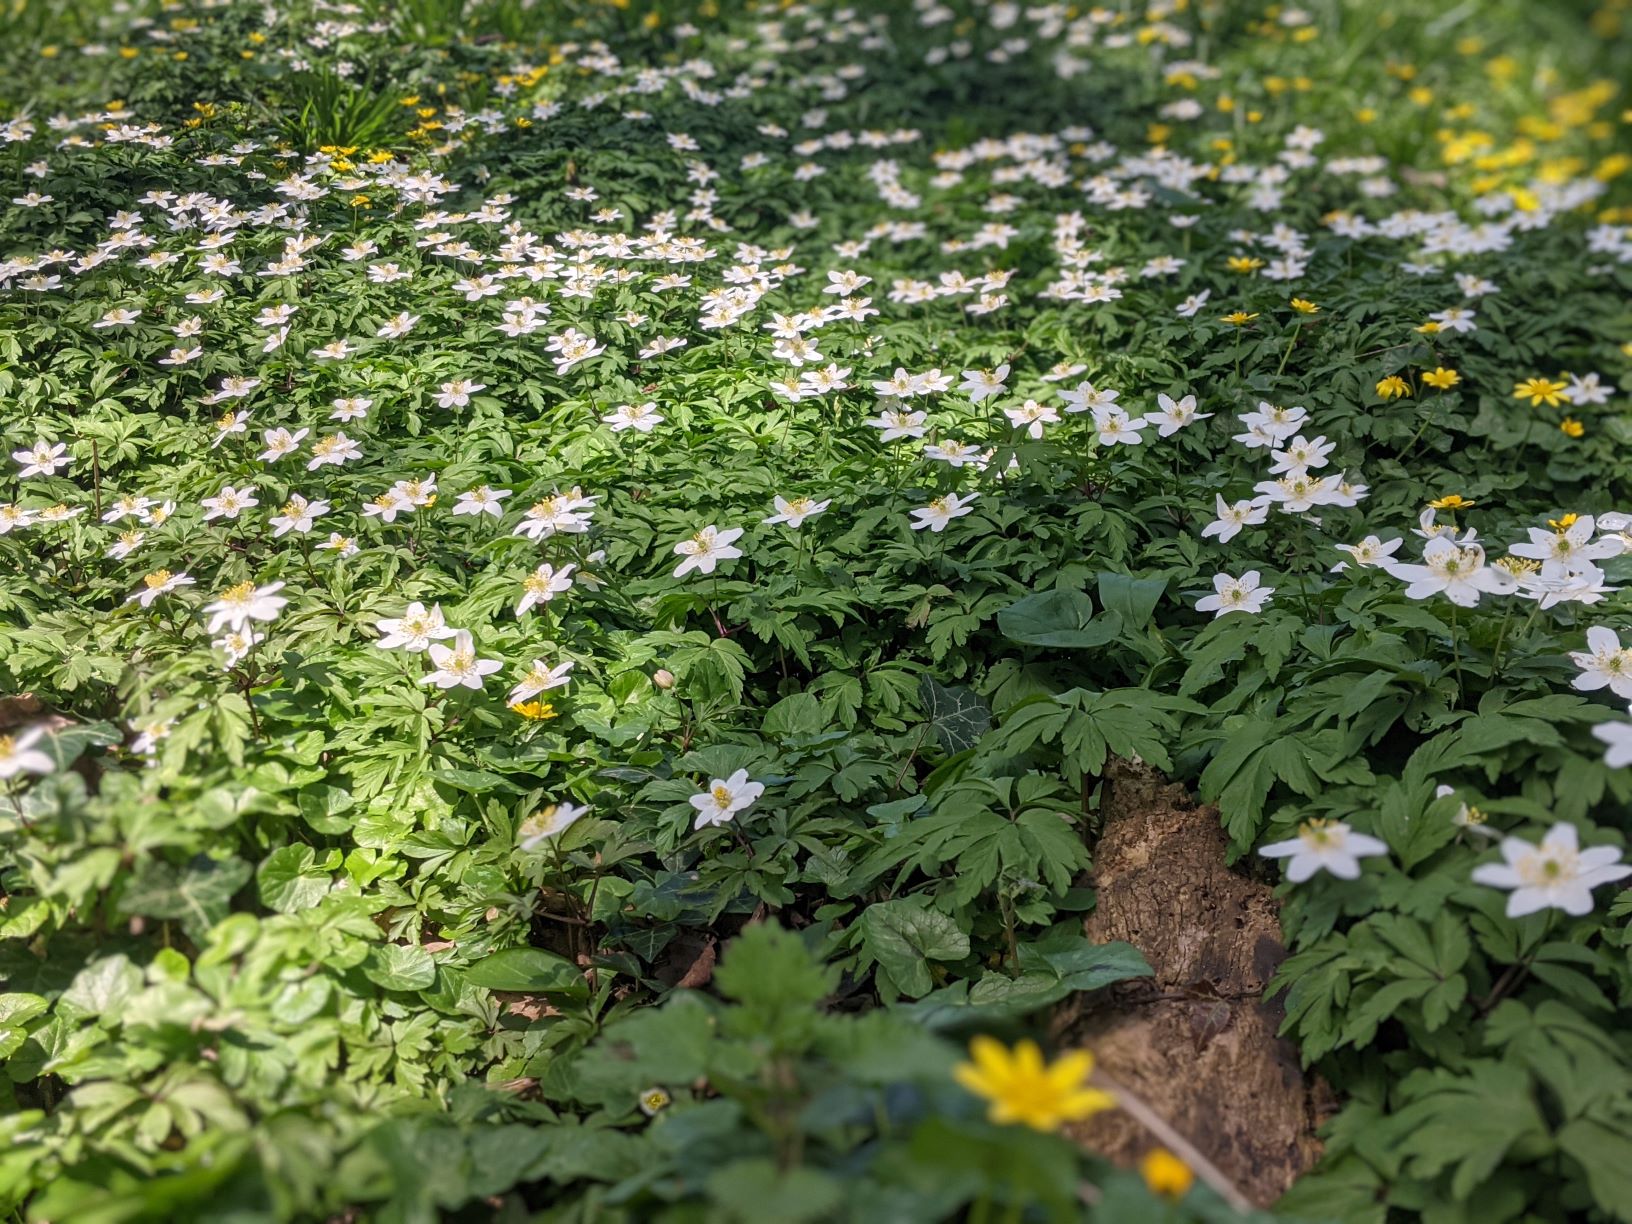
xmin=3 ymin=1 xmax=1632 ymax=1222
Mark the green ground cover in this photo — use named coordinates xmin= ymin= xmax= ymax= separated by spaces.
xmin=2 ymin=0 xmax=1632 ymax=1220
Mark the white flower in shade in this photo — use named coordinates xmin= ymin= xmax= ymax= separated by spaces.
xmin=509 ymin=658 xmax=575 ymax=705
xmin=518 ymin=802 xmax=591 ymax=849
xmin=376 ymin=601 xmax=458 ymax=652
xmin=516 ymin=563 xmax=576 ymax=616
xmin=1593 ymin=721 xmax=1632 ymax=768
xmin=1147 ymin=393 xmax=1212 ymax=437
xmin=434 ymin=379 xmax=486 ymax=409
xmin=1201 ymin=495 xmax=1268 ymax=544
xmin=1059 ymin=382 xmax=1120 ymax=415
xmin=13 ymin=440 xmax=70 ymax=478
xmin=210 ymin=412 xmax=250 ymax=449
xmin=1232 ymin=402 xmax=1307 ymax=449
xmin=1175 ymin=289 xmax=1210 ymax=317
xmin=106 ymin=529 xmax=144 ymax=559
xmin=1515 ymin=559 xmax=1618 ymax=609
xmin=0 ymin=504 xmax=36 ymax=534
xmin=1387 ymin=538 xmax=1504 ymax=607
xmin=1332 ymin=535 xmax=1403 ymax=572
xmin=1427 ymin=306 xmax=1477 ymax=333
xmin=689 ymin=769 xmax=766 ymax=830
xmin=923 ymin=439 xmax=988 ymax=469
xmin=1509 ymin=516 xmax=1622 ymax=567
xmin=377 ymin=311 xmax=419 ymax=339
xmin=1260 ymin=820 xmax=1389 ymax=881
xmin=202 ymin=581 xmax=287 ymax=633
xmin=125 ymin=569 xmax=196 ymax=608
xmin=1093 ymin=407 xmax=1146 ymax=446
xmin=0 ymin=726 xmax=54 ymax=779
xmin=331 ymin=397 xmax=373 ymax=422
xmin=362 ymin=488 xmax=412 ymax=523
xmin=910 ymin=491 xmax=978 ymax=533
xmin=1435 ymin=784 xmax=1497 ymax=840
xmin=1471 ymin=823 xmax=1632 ymax=917
xmin=1563 ymin=373 xmax=1615 ymax=406
xmin=1195 ymin=571 xmax=1274 ymax=617
xmin=764 ymin=495 xmax=832 ymax=529
xmin=452 ymin=485 xmax=511 ymax=518
xmin=424 ymin=630 xmax=503 ymax=690
xmin=873 ymin=368 xmax=918 ymax=398
xmin=1268 ymin=434 xmax=1335 ymax=475
xmin=673 ymin=525 xmax=744 ymax=577
xmin=1570 ymin=626 xmax=1632 ymax=700
xmin=1004 ymin=399 xmax=1060 ymax=438
xmin=863 ymin=405 xmax=928 ymax=441
xmin=1411 ymin=507 xmax=1474 ymax=544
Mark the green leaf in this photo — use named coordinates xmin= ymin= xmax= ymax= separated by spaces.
xmin=363 ymin=943 xmax=437 ymax=992
xmin=1557 ymin=1117 xmax=1632 ymax=1219
xmin=761 ymin=691 xmax=828 ymax=738
xmin=115 ymin=857 xmax=252 ymax=937
xmin=1096 ymin=571 xmax=1166 ymax=626
xmin=0 ymin=993 xmax=49 ymax=1058
xmin=996 ymin=588 xmax=1119 ymax=648
xmin=58 ymin=955 xmax=143 ymax=1024
xmin=706 ymin=1159 xmax=842 ymax=1224
xmin=714 ymin=923 xmax=837 ymax=1017
xmin=462 ymin=947 xmax=584 ymax=995
xmin=919 ymin=678 xmax=992 ymax=753
xmin=1389 ymin=1062 xmax=1549 ymax=1200
xmin=859 ymin=898 xmax=971 ymax=998
xmin=257 ymin=845 xmax=331 ymax=913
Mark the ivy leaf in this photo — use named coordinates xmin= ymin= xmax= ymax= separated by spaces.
xmin=919 ymin=677 xmax=992 ymax=753
xmin=257 ymin=845 xmax=331 ymax=913
xmin=0 ymin=994 xmax=48 ymax=1060
xmin=58 ymin=957 xmax=143 ymax=1024
xmin=363 ymin=943 xmax=437 ymax=992
xmin=115 ymin=856 xmax=253 ymax=939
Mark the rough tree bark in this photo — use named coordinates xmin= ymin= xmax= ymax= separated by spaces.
xmin=1057 ymin=758 xmax=1335 ymax=1207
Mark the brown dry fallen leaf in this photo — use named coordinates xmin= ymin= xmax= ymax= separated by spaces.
xmin=494 ymin=992 xmax=561 ymax=1023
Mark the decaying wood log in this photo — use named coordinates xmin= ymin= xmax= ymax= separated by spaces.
xmin=1058 ymin=759 xmax=1335 ymax=1207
